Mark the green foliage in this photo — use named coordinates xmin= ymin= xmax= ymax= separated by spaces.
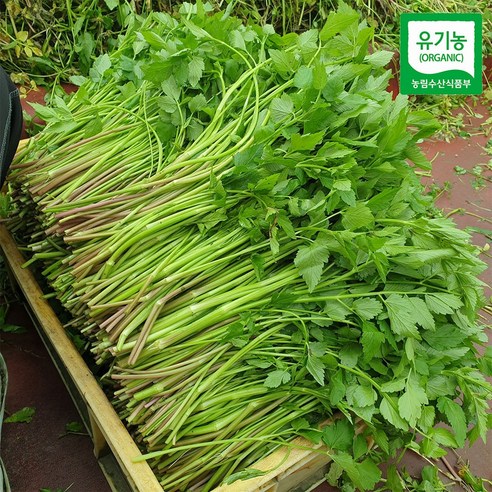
xmin=322 ymin=418 xmax=354 ymax=451
xmin=64 ymin=421 xmax=84 ymax=434
xmin=294 ymin=238 xmax=330 ymax=292
xmin=7 ymin=3 xmax=491 ymax=491
xmin=264 ymin=369 xmax=291 ymax=388
xmin=4 ymin=406 xmax=35 ymax=423
xmin=328 ymin=452 xmax=381 ymax=491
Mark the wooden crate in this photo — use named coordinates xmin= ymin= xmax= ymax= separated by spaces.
xmin=0 ymin=224 xmax=343 ymax=492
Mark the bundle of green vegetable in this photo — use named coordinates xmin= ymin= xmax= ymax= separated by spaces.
xmin=8 ymin=3 xmax=491 ymax=490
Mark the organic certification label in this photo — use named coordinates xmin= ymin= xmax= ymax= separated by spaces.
xmin=400 ymin=13 xmax=482 ymax=95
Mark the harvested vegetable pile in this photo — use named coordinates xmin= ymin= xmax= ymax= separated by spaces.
xmin=7 ymin=4 xmax=492 ymax=491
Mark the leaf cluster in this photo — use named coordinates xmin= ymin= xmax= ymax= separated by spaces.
xmin=7 ymin=4 xmax=491 ymax=491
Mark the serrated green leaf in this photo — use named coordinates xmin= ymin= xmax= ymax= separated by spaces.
xmin=361 ymin=329 xmax=385 ymax=362
xmin=420 ymin=437 xmax=447 ymax=458
xmin=372 ymin=428 xmax=389 ymax=454
xmin=255 ymin=174 xmax=280 ymax=192
xmin=353 ymin=434 xmax=368 ymax=460
xmin=319 ymin=142 xmax=356 ymax=159
xmin=65 ymin=421 xmax=84 ymax=433
xmin=269 ymin=49 xmax=297 ymax=73
xmin=250 ymin=253 xmax=265 ymax=281
xmin=352 ymin=385 xmax=376 ymax=407
xmin=430 ymin=427 xmax=458 ymax=448
xmin=103 ymin=0 xmax=118 ymax=9
xmin=230 ymin=30 xmax=247 ymax=51
xmin=404 ymin=142 xmax=432 ymax=170
xmin=333 ymin=179 xmax=351 ymax=191
xmin=338 ymin=189 xmax=357 ymax=207
xmin=299 ymin=428 xmax=324 ymax=443
xmin=320 ymin=11 xmax=359 ymax=41
xmin=277 ymin=211 xmax=296 ymax=239
xmin=234 ymin=144 xmax=263 ymax=172
xmin=140 ymin=31 xmax=167 ymax=49
xmin=418 ymin=406 xmax=435 ymax=432
xmin=339 ymin=343 xmax=361 ymax=368
xmin=264 ymin=370 xmax=291 ymax=388
xmin=309 ymin=341 xmax=327 ymax=357
xmin=181 ymin=18 xmax=208 ymax=39
xmin=479 ymin=346 xmax=492 ymax=376
xmin=188 ymin=57 xmax=204 ymax=87
xmin=407 ymin=297 xmax=435 ymax=331
xmin=422 ymin=324 xmax=466 ymax=349
xmin=437 ymin=397 xmax=467 ymax=447
xmin=294 ymin=238 xmax=329 ymax=292
xmin=84 ymin=115 xmax=103 ymax=138
xmin=384 ymin=294 xmax=419 ymax=338
xmin=341 ymin=204 xmax=374 ymax=231
xmin=307 ymin=355 xmax=325 ymax=385
xmin=380 ymin=397 xmax=408 ymax=431
xmin=313 ymin=61 xmax=328 ymax=90
xmin=290 ymin=132 xmax=324 ymax=151
xmin=425 ymin=293 xmax=463 ymax=315
xmin=270 ymin=95 xmax=294 ymax=122
xmin=326 ymin=460 xmax=344 ymax=486
xmin=29 ymin=103 xmax=59 ymax=122
xmin=246 ymin=358 xmax=272 ymax=369
xmin=358 ymin=458 xmax=382 ymax=491
xmin=362 ymin=320 xmax=386 ymax=362
xmin=386 ymin=465 xmax=404 ymax=492
xmin=298 ymin=29 xmax=318 ymax=55
xmin=142 ymin=61 xmax=173 ymax=83
xmin=329 ymin=370 xmax=346 ymax=406
xmin=405 ymin=338 xmax=415 ymax=361
xmin=330 ymin=451 xmax=376 ymax=491
xmin=90 ymin=53 xmax=111 ymax=80
xmin=291 ymin=417 xmax=310 ymax=431
xmin=398 ymin=375 xmax=428 ymax=427
xmin=77 ymin=31 xmax=95 ymax=72
xmin=365 ymin=50 xmax=394 ymax=68
xmin=69 ymin=75 xmax=87 ymax=86
xmin=381 ymin=378 xmax=406 ymax=393
xmin=394 ymin=248 xmax=456 ymax=268
xmin=293 ymin=66 xmax=314 ymax=89
xmin=154 ymin=120 xmax=175 ymax=143
xmin=353 ymin=298 xmax=383 ymax=320
xmin=188 ymin=94 xmax=207 ymax=112
xmin=426 ymin=375 xmax=456 ymax=399
xmin=161 ymin=76 xmax=181 ymax=100
xmin=324 ymin=299 xmax=351 ymax=320
xmin=322 ymin=419 xmax=354 ymax=451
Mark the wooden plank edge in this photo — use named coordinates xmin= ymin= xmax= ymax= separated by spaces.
xmin=213 ymin=420 xmax=368 ymax=492
xmin=0 ymin=224 xmax=162 ymax=492
xmin=211 ymin=433 xmax=330 ymax=492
